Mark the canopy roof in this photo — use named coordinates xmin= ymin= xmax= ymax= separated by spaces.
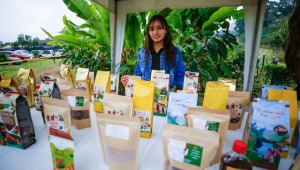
xmin=94 ymin=0 xmax=268 ymax=94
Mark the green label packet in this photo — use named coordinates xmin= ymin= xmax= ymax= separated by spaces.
xmin=168 ymin=139 xmax=203 ymax=167
xmin=76 ymin=96 xmax=84 ymax=106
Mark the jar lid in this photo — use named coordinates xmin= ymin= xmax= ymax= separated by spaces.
xmin=233 ymin=140 xmax=247 ymax=154
xmin=35 ymin=84 xmax=40 ymax=89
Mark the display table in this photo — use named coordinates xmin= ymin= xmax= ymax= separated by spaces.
xmin=0 ymin=102 xmax=295 ymax=170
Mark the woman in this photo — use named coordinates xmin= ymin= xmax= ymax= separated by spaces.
xmin=121 ymin=15 xmax=186 ymax=90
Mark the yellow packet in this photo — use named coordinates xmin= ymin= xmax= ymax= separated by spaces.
xmin=75 ymin=67 xmax=91 ymax=101
xmin=17 ymin=68 xmax=36 ymax=107
xmin=202 ymin=82 xmax=230 ymax=110
xmin=268 ymin=89 xmax=298 ymax=158
xmin=94 ymin=71 xmax=110 ymax=113
xmin=133 ymin=80 xmax=155 ymax=138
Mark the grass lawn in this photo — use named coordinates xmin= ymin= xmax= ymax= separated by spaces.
xmin=1 ymin=58 xmax=62 ymax=77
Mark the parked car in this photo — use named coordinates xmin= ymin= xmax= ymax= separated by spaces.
xmin=7 ymin=57 xmax=22 ymax=65
xmin=30 ymin=50 xmax=43 ymax=57
xmin=42 ymin=50 xmax=55 ymax=57
xmin=0 ymin=51 xmax=27 ymax=60
xmin=14 ymin=50 xmax=34 ymax=59
xmin=0 ymin=51 xmax=22 ymax=64
xmin=55 ymin=49 xmax=64 ymax=57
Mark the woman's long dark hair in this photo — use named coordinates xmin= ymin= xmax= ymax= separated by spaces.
xmin=145 ymin=15 xmax=175 ymax=66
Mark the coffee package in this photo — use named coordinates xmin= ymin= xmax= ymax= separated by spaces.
xmin=110 ymin=74 xmax=119 ymax=94
xmin=167 ymin=92 xmax=198 ymax=126
xmin=202 ymin=82 xmax=230 ymax=110
xmin=183 ymin=71 xmax=199 ymax=93
xmin=61 ymin=89 xmax=90 ymax=129
xmin=187 ymin=107 xmax=230 ymax=165
xmin=217 ymin=77 xmax=236 ymax=91
xmin=260 ymin=84 xmax=288 ymax=99
xmin=49 ymin=128 xmax=74 ymax=170
xmin=17 ymin=68 xmax=36 ymax=107
xmin=125 ymin=75 xmax=141 ymax=97
xmin=226 ymin=91 xmax=250 ymax=130
xmin=60 ymin=64 xmax=75 ymax=88
xmin=75 ymin=67 xmax=91 ymax=101
xmin=96 ymin=114 xmax=140 ymax=170
xmin=243 ymin=99 xmax=290 ymax=170
xmin=0 ymin=76 xmax=36 ymax=149
xmin=163 ymin=124 xmax=219 ymax=170
xmin=132 ymin=79 xmax=155 ymax=138
xmin=94 ymin=71 xmax=110 ymax=113
xmin=103 ymin=93 xmax=133 ymax=116
xmin=42 ymin=97 xmax=71 ymax=135
xmin=151 ymin=70 xmax=169 ymax=116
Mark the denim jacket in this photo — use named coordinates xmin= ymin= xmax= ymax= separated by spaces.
xmin=135 ymin=47 xmax=186 ymax=89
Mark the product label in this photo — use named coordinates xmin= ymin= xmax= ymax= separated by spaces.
xmin=39 ymin=80 xmax=54 ymax=97
xmin=183 ymin=72 xmax=199 ymax=93
xmin=104 ymin=107 xmax=125 ymax=116
xmin=19 ymin=82 xmax=28 ymax=97
xmin=76 ymin=82 xmax=87 ymax=91
xmin=168 ymin=139 xmax=203 ymax=167
xmin=46 ymin=114 xmax=65 ymax=131
xmin=105 ymin=124 xmax=129 ymax=140
xmin=110 ymin=76 xmax=116 ymax=91
xmin=226 ymin=103 xmax=243 ymax=123
xmin=133 ymin=109 xmax=151 ymax=132
xmin=34 ymin=95 xmax=42 ymax=109
xmin=193 ymin=119 xmax=219 ymax=132
xmin=94 ymin=85 xmax=105 ymax=101
xmin=68 ymin=96 xmax=84 ymax=106
xmin=125 ymin=79 xmax=136 ymax=97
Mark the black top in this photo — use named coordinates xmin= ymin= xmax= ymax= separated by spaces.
xmin=150 ymin=47 xmax=164 ymax=70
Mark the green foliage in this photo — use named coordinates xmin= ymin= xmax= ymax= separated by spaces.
xmin=0 ymin=53 xmax=7 ymax=62
xmin=261 ymin=64 xmax=296 ymax=86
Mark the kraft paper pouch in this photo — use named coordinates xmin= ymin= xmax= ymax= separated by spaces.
xmin=96 ymin=114 xmax=140 ymax=170
xmin=217 ymin=77 xmax=236 ymax=91
xmin=103 ymin=93 xmax=133 ymax=116
xmin=187 ymin=107 xmax=230 ymax=165
xmin=110 ymin=74 xmax=119 ymax=94
xmin=17 ymin=68 xmax=36 ymax=107
xmin=167 ymin=92 xmax=198 ymax=126
xmin=226 ymin=91 xmax=250 ymax=130
xmin=75 ymin=67 xmax=91 ymax=101
xmin=60 ymin=64 xmax=75 ymax=88
xmin=151 ymin=71 xmax=169 ymax=116
xmin=49 ymin=128 xmax=74 ymax=170
xmin=183 ymin=71 xmax=199 ymax=93
xmin=42 ymin=97 xmax=71 ymax=136
xmin=202 ymin=82 xmax=230 ymax=110
xmin=94 ymin=71 xmax=110 ymax=113
xmin=61 ymin=89 xmax=90 ymax=129
xmin=125 ymin=75 xmax=141 ymax=97
xmin=40 ymin=74 xmax=61 ymax=99
xmin=56 ymin=78 xmax=74 ymax=91
xmin=268 ymin=89 xmax=297 ymax=158
xmin=260 ymin=84 xmax=288 ymax=99
xmin=243 ymin=99 xmax=290 ymax=170
xmin=132 ymin=79 xmax=155 ymax=138
xmin=0 ymin=89 xmax=36 ymax=149
xmin=163 ymin=124 xmax=219 ymax=170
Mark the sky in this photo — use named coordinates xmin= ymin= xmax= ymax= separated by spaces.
xmin=0 ymin=0 xmax=85 ymax=43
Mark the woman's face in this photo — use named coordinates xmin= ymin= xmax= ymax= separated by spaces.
xmin=149 ymin=20 xmax=167 ymax=44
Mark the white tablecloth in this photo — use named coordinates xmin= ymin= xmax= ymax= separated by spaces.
xmin=0 ymin=102 xmax=295 ymax=170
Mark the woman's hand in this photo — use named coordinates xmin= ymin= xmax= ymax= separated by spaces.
xmin=121 ymin=75 xmax=129 ymax=86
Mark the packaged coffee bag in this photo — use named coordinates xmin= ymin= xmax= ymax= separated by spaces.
xmin=151 ymin=71 xmax=169 ymax=116
xmin=60 ymin=64 xmax=75 ymax=88
xmin=183 ymin=71 xmax=199 ymax=94
xmin=125 ymin=75 xmax=141 ymax=97
xmin=61 ymin=89 xmax=90 ymax=129
xmin=167 ymin=92 xmax=198 ymax=126
xmin=202 ymin=82 xmax=230 ymax=110
xmin=0 ymin=76 xmax=36 ymax=149
xmin=187 ymin=107 xmax=230 ymax=165
xmin=17 ymin=68 xmax=36 ymax=107
xmin=49 ymin=128 xmax=74 ymax=170
xmin=163 ymin=124 xmax=219 ymax=170
xmin=75 ymin=67 xmax=91 ymax=101
xmin=260 ymin=84 xmax=288 ymax=99
xmin=103 ymin=93 xmax=133 ymax=116
xmin=94 ymin=71 xmax=110 ymax=113
xmin=42 ymin=97 xmax=71 ymax=135
xmin=132 ymin=79 xmax=155 ymax=138
xmin=226 ymin=91 xmax=250 ymax=130
xmin=243 ymin=99 xmax=290 ymax=170
xmin=110 ymin=74 xmax=119 ymax=94
xmin=217 ymin=77 xmax=237 ymax=91
xmin=96 ymin=114 xmax=140 ymax=170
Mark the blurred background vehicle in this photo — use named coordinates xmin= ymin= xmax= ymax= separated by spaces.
xmin=55 ymin=49 xmax=64 ymax=57
xmin=14 ymin=50 xmax=34 ymax=59
xmin=42 ymin=50 xmax=54 ymax=57
xmin=30 ymin=50 xmax=43 ymax=57
xmin=0 ymin=51 xmax=22 ymax=65
xmin=0 ymin=51 xmax=27 ymax=60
